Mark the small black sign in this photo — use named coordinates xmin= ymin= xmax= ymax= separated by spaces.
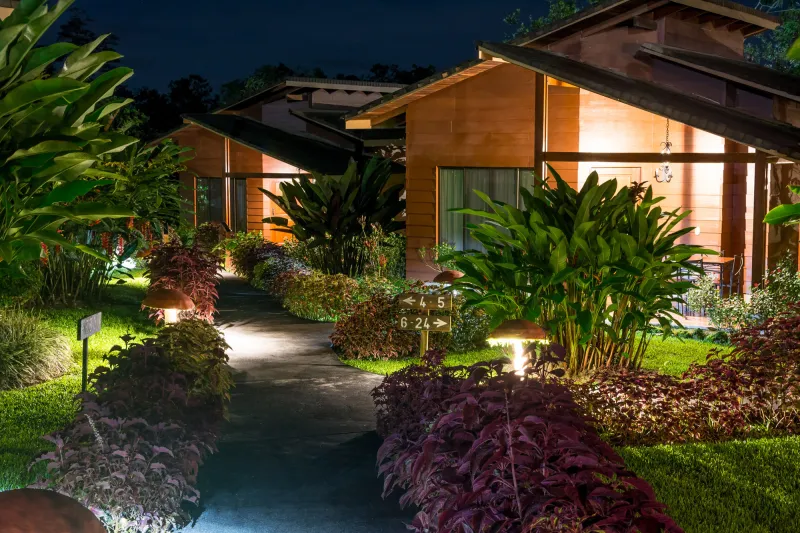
xmin=78 ymin=312 xmax=102 ymax=341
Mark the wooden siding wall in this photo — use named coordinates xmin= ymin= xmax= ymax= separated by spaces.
xmin=173 ymin=126 xmax=225 ymax=226
xmin=404 ymin=64 xmax=537 ymax=280
xmin=770 ymin=98 xmax=800 ymax=270
xmin=566 ymin=90 xmax=729 ymax=253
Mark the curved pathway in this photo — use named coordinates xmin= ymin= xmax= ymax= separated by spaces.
xmin=188 ymin=273 xmax=411 ymax=532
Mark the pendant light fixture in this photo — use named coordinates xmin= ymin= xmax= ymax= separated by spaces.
xmin=654 ymin=118 xmax=673 ymax=183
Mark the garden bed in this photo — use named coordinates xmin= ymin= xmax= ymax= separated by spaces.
xmin=342 ymin=336 xmax=730 ymax=377
xmin=0 ymin=273 xmax=157 ymax=491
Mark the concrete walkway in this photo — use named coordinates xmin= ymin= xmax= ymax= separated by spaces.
xmin=188 ymin=273 xmax=411 ymax=532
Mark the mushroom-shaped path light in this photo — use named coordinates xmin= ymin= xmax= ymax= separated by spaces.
xmin=142 ymin=287 xmax=194 ymax=323
xmin=487 ymin=319 xmax=547 ymax=375
xmin=433 ymin=270 xmax=464 ymax=284
xmin=0 ymin=488 xmax=106 ymax=533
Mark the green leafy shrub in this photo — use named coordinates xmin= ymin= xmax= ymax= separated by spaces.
xmin=331 ymin=290 xmax=490 ymax=359
xmin=223 ymin=231 xmax=285 ymax=281
xmin=0 ymin=265 xmax=43 ymax=308
xmin=33 ymin=321 xmax=232 ymax=532
xmin=251 ymin=255 xmax=307 ymax=294
xmin=0 ymin=310 xmax=72 ymax=390
xmin=192 ymin=222 xmax=229 ymax=260
xmin=282 ymin=272 xmax=363 ymax=322
xmin=262 ymin=158 xmax=405 ymax=276
xmin=447 ymin=170 xmax=708 ymax=374
xmin=688 ymin=256 xmax=800 ymax=332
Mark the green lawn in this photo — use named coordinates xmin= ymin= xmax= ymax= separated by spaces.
xmin=0 ymin=273 xmax=157 ymax=491
xmin=341 ymin=336 xmax=727 ymax=377
xmin=620 ymin=436 xmax=800 ymax=533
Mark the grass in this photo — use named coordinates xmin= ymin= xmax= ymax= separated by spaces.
xmin=341 ymin=335 xmax=728 ymax=377
xmin=620 ymin=436 xmax=800 ymax=533
xmin=0 ymin=272 xmax=157 ymax=491
xmin=639 ymin=335 xmax=732 ymax=376
xmin=341 ymin=346 xmax=507 ymax=375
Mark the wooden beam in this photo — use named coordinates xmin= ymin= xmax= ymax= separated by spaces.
xmin=727 ymin=20 xmax=751 ymax=32
xmin=671 ymin=0 xmax=779 ymax=29
xmin=679 ymin=7 xmax=704 ymax=20
xmin=227 ymin=172 xmax=309 ymax=179
xmin=712 ymin=16 xmax=736 ymax=28
xmin=534 ymin=73 xmax=547 ymax=182
xmin=697 ymin=12 xmax=724 ymax=24
xmin=345 ymin=118 xmax=373 ymax=130
xmin=652 ymin=4 xmax=687 ymax=19
xmin=751 ymin=151 xmax=769 ymax=286
xmin=543 ymin=152 xmax=762 ymax=163
xmin=631 ymin=16 xmax=658 ymax=30
xmin=583 ymin=1 xmax=668 ymax=37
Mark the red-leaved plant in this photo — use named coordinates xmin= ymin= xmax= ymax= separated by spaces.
xmin=573 ymin=304 xmax=800 ymax=446
xmin=146 ymin=240 xmax=221 ymax=322
xmin=373 ymin=346 xmax=682 ymax=532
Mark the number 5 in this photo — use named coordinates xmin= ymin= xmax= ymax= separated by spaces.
xmin=437 ymin=296 xmax=445 ymax=308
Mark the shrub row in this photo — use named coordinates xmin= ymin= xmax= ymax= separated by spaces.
xmin=572 ymin=305 xmax=800 ymax=446
xmin=223 ymin=231 xmax=285 ymax=282
xmin=30 ymin=320 xmax=232 ymax=532
xmin=373 ymin=348 xmax=682 ymax=532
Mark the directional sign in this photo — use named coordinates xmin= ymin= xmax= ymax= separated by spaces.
xmin=398 ymin=314 xmax=452 ymax=332
xmin=397 ymin=293 xmax=453 ymax=311
xmin=78 ymin=312 xmax=102 ymax=341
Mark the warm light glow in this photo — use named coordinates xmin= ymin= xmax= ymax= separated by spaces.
xmin=488 ymin=338 xmax=548 ymax=375
xmin=164 ymin=308 xmax=179 ymax=324
xmin=694 ymin=227 xmax=701 ymax=236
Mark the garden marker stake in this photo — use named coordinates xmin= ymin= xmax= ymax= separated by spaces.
xmin=397 ymin=293 xmax=453 ymax=355
xmin=77 ymin=313 xmax=102 ymax=392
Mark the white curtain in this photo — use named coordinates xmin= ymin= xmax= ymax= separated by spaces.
xmin=439 ymin=168 xmax=519 ymax=251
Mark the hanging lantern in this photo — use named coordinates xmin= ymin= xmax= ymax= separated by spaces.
xmin=654 ymin=118 xmax=673 ymax=183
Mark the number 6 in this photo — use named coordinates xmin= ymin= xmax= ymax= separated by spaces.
xmin=400 ymin=316 xmax=407 ymax=328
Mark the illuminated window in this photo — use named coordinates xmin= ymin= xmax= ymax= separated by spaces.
xmin=439 ymin=168 xmax=534 ymax=251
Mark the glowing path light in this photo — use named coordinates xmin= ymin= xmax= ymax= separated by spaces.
xmin=487 ymin=319 xmax=548 ymax=375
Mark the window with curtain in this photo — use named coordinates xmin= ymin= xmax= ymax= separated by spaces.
xmin=196 ymin=177 xmax=224 ymax=226
xmin=231 ymin=178 xmax=248 ymax=233
xmin=439 ymin=168 xmax=534 ymax=251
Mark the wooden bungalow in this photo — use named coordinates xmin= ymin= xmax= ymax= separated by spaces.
xmin=344 ymin=0 xmax=800 ymax=290
xmin=165 ymin=78 xmax=407 ymax=242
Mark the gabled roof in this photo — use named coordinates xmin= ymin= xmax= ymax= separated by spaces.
xmin=478 ymin=41 xmax=800 ymax=161
xmin=290 ymin=109 xmax=406 ymax=146
xmin=223 ymin=77 xmax=405 ymax=112
xmin=183 ymin=113 xmax=356 ymax=175
xmin=639 ymin=42 xmax=800 ymax=102
xmin=343 ymin=59 xmax=501 ymax=126
xmin=511 ymin=0 xmax=779 ymax=46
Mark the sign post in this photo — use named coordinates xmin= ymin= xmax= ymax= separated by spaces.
xmin=397 ymin=294 xmax=452 ymax=356
xmin=77 ymin=313 xmax=102 ymax=393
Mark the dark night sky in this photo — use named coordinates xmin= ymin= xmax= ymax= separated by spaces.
xmin=71 ymin=0 xmax=765 ymax=91
xmin=68 ymin=0 xmax=549 ymax=90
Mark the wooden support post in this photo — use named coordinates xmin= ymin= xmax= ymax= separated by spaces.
xmin=419 ymin=309 xmax=430 ymax=357
xmin=751 ymin=151 xmax=768 ymax=288
xmin=533 ymin=72 xmax=547 ymax=185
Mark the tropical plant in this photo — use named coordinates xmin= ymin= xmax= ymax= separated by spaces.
xmin=222 ymin=231 xmax=283 ymax=281
xmin=261 ymin=157 xmax=405 ymax=276
xmin=0 ymin=262 xmax=42 ymax=307
xmin=446 ymin=170 xmax=710 ymax=374
xmin=765 ymin=184 xmax=800 ymax=225
xmin=374 ymin=352 xmax=683 ymax=532
xmin=0 ymin=0 xmax=138 ymax=269
xmin=0 ymin=309 xmax=72 ymax=389
xmin=145 ymin=240 xmax=221 ymax=322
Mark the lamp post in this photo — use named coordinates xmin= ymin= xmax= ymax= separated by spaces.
xmin=487 ymin=319 xmax=547 ymax=375
xmin=142 ymin=288 xmax=195 ymax=323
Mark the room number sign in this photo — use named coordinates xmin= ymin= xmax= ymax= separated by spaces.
xmin=398 ymin=314 xmax=452 ymax=332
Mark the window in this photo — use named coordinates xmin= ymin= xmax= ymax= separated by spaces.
xmin=196 ymin=177 xmax=224 ymax=225
xmin=231 ymin=178 xmax=248 ymax=233
xmin=439 ymin=168 xmax=535 ymax=251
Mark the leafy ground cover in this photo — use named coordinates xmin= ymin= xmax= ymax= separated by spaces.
xmin=0 ymin=273 xmax=156 ymax=491
xmin=342 ymin=336 xmax=725 ymax=377
xmin=620 ymin=436 xmax=800 ymax=533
